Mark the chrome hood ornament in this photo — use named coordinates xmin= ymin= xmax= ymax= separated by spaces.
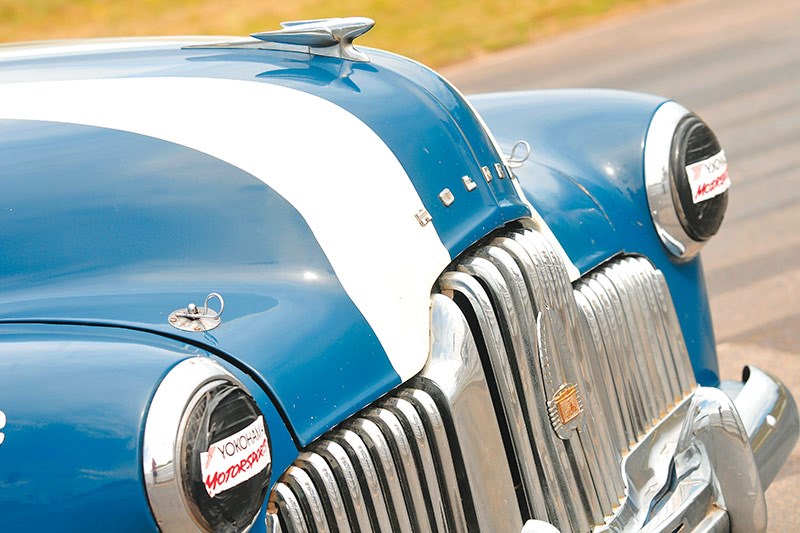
xmin=251 ymin=17 xmax=375 ymax=62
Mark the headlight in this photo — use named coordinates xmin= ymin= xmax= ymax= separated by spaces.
xmin=645 ymin=101 xmax=730 ymax=259
xmin=143 ymin=358 xmax=271 ymax=532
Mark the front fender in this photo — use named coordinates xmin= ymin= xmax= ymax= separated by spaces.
xmin=471 ymin=90 xmax=719 ymax=385
xmin=0 ymin=324 xmax=294 ymax=531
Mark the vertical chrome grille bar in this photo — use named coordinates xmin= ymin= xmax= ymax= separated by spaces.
xmin=573 ymin=289 xmax=627 ymax=499
xmin=266 ymin=510 xmax=285 ymax=533
xmin=623 ymin=258 xmax=680 ymax=409
xmin=605 ymin=263 xmax=662 ymax=426
xmin=438 ymin=271 xmax=551 ymax=523
xmin=419 ymin=293 xmax=522 ymax=531
xmin=574 ymin=286 xmax=633 ymax=453
xmin=271 ymin=482 xmax=309 ymax=533
xmin=494 ymin=235 xmax=610 ymax=523
xmin=350 ymin=417 xmax=414 ymax=531
xmin=381 ymin=397 xmax=448 ymax=532
xmin=284 ymin=466 xmax=331 ymax=533
xmin=603 ymin=268 xmax=658 ymax=430
xmin=313 ymin=440 xmax=373 ymax=532
xmin=398 ymin=388 xmax=469 ymax=533
xmin=295 ymin=452 xmax=352 ymax=533
xmin=460 ymin=255 xmax=586 ymax=531
xmin=592 ymin=274 xmax=649 ymax=440
xmin=650 ymin=266 xmax=697 ymax=394
xmin=336 ymin=429 xmax=394 ymax=531
xmin=621 ymin=259 xmax=676 ymax=414
xmin=365 ymin=408 xmax=432 ymax=531
xmin=513 ymin=231 xmax=618 ymax=518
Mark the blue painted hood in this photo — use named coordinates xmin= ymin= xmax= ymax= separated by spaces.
xmin=0 ymin=41 xmax=536 ymax=444
xmin=0 ymin=119 xmax=392 ymax=445
xmin=0 ymin=40 xmax=530 ymax=256
xmin=0 ymin=42 xmax=716 ymax=453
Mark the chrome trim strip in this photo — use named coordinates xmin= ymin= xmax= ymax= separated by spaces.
xmin=644 ymin=101 xmax=704 ymax=259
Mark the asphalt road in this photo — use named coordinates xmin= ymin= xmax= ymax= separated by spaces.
xmin=443 ymin=0 xmax=800 ymax=530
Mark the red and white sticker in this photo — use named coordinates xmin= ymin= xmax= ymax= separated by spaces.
xmin=200 ymin=415 xmax=270 ymax=498
xmin=685 ymin=149 xmax=730 ymax=204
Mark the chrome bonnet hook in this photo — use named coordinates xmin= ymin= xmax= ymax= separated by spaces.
xmin=168 ymin=292 xmax=225 ymax=332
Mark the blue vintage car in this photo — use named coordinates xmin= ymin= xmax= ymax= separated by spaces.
xmin=0 ymin=17 xmax=796 ymax=533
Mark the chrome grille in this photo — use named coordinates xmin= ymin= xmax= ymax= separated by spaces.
xmin=267 ymin=226 xmax=696 ymax=532
xmin=268 ymin=389 xmax=471 ymax=532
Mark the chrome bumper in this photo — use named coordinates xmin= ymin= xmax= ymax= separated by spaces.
xmin=726 ymin=366 xmax=799 ymax=490
xmin=594 ymin=365 xmax=799 ymax=533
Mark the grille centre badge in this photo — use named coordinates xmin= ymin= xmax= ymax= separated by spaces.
xmin=551 ymin=384 xmax=582 ymax=427
xmin=539 ymin=307 xmax=585 ymax=439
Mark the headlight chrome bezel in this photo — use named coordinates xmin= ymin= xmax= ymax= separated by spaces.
xmin=644 ymin=101 xmax=728 ymax=260
xmin=143 ymin=357 xmax=270 ymax=532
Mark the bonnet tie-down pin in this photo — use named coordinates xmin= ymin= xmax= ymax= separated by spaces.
xmin=168 ymin=292 xmax=225 ymax=332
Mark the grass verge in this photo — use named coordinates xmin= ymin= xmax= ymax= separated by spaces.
xmin=0 ymin=0 xmax=679 ymax=67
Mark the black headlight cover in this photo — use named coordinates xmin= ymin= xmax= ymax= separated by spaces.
xmin=669 ymin=115 xmax=729 ymax=242
xmin=181 ymin=382 xmax=271 ymax=532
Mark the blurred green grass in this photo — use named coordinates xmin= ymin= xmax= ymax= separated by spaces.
xmin=0 ymin=0 xmax=676 ymax=66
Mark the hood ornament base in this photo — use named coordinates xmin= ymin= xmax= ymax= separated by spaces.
xmin=183 ymin=17 xmax=375 ymax=63
xmin=251 ymin=17 xmax=375 ymax=62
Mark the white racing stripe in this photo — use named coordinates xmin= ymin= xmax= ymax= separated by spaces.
xmin=0 ymin=77 xmax=452 ymax=381
xmin=0 ymin=39 xmax=206 ymax=61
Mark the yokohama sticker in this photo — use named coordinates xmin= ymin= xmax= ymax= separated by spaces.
xmin=685 ymin=149 xmax=730 ymax=204
xmin=200 ymin=416 xmax=270 ymax=498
